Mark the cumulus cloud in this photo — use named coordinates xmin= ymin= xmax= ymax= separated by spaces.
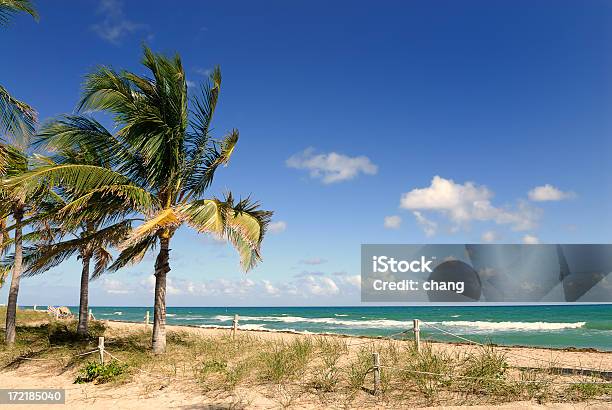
xmin=262 ymin=280 xmax=280 ymax=296
xmin=268 ymin=221 xmax=287 ymax=233
xmin=481 ymin=230 xmax=500 ymax=243
xmin=286 ymin=148 xmax=377 ymax=184
xmin=101 ymin=277 xmax=133 ymax=295
xmin=522 ymin=234 xmax=540 ymax=244
xmin=528 ymin=184 xmax=575 ymax=202
xmin=383 ymin=215 xmax=402 ymax=229
xmin=91 ymin=0 xmax=147 ymax=44
xmin=400 ymin=176 xmax=540 ymax=234
xmin=96 ymin=271 xmax=360 ymax=301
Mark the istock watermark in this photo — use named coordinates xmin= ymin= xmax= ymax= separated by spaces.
xmin=361 ymin=244 xmax=612 ymax=303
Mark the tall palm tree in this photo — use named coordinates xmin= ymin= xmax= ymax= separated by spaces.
xmin=10 ymin=47 xmax=272 ymax=353
xmin=0 ymin=147 xmax=54 ymax=345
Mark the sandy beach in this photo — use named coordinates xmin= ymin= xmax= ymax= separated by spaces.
xmin=1 ymin=319 xmax=610 ymax=409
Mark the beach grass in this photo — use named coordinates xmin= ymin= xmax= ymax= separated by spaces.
xmin=0 ymin=309 xmax=610 ymax=407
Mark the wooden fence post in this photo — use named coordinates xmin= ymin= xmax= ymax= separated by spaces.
xmin=98 ymin=336 xmax=105 ymax=365
xmin=413 ymin=319 xmax=421 ymax=353
xmin=145 ymin=311 xmax=150 ymax=325
xmin=372 ymin=352 xmax=381 ymax=395
xmin=232 ymin=314 xmax=239 ymax=339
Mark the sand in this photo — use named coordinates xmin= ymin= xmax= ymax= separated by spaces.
xmin=0 ymin=320 xmax=610 ymax=409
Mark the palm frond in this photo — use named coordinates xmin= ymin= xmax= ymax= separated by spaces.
xmin=0 ymin=262 xmax=10 ymax=287
xmin=179 ymin=194 xmax=272 ymax=271
xmin=91 ymin=246 xmax=112 ymax=279
xmin=182 ymin=129 xmax=239 ymax=200
xmin=0 ymin=0 xmax=38 ymax=25
xmin=121 ymin=208 xmax=180 ymax=249
xmin=55 ymin=184 xmax=158 ymax=228
xmin=3 ymin=164 xmax=129 ymax=197
xmin=109 ymin=233 xmax=157 ymax=271
xmin=0 ymin=84 xmax=37 ymax=144
xmin=20 ymin=240 xmax=82 ymax=277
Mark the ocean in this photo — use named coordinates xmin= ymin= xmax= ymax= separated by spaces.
xmin=34 ymin=305 xmax=612 ymax=351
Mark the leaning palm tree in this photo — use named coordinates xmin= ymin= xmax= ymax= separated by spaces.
xmin=10 ymin=47 xmax=272 ymax=353
xmin=17 ymin=130 xmax=136 ymax=336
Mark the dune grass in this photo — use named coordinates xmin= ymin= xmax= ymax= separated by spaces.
xmin=0 ymin=309 xmax=610 ymax=407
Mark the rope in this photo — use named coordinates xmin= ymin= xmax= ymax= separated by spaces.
xmin=11 ymin=347 xmax=100 ymax=363
xmin=375 ymin=364 xmax=611 ymax=386
xmin=418 ymin=320 xmax=610 ymax=374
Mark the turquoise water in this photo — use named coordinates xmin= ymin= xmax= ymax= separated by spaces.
xmin=34 ymin=305 xmax=612 ymax=351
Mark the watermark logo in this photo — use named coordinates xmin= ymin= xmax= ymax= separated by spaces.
xmin=372 ymin=256 xmax=434 ymax=273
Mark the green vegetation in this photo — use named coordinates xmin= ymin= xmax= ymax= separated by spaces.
xmin=0 ymin=312 xmax=609 ymax=407
xmin=75 ymin=360 xmax=127 ymax=384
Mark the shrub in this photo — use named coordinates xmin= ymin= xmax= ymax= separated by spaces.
xmin=74 ymin=360 xmax=127 ymax=384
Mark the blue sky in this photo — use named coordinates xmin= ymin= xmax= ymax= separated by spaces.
xmin=2 ymin=0 xmax=612 ymax=306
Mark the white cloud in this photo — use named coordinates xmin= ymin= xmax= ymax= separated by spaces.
xmin=481 ymin=230 xmax=499 ymax=243
xmin=299 ymin=257 xmax=327 ymax=265
xmin=186 ymin=80 xmax=196 ymax=88
xmin=262 ymin=280 xmax=280 ymax=296
xmin=528 ymin=184 xmax=575 ymax=202
xmin=400 ymin=176 xmax=540 ymax=233
xmin=383 ymin=215 xmax=402 ymax=229
xmin=286 ymin=148 xmax=377 ymax=184
xmin=268 ymin=221 xmax=287 ymax=234
xmin=522 ymin=234 xmax=540 ymax=244
xmin=412 ymin=211 xmax=437 ymax=236
xmin=91 ymin=0 xmax=146 ymax=44
xmin=101 ymin=277 xmax=133 ymax=295
xmin=298 ymin=275 xmax=339 ymax=296
xmin=97 ymin=271 xmax=360 ymax=301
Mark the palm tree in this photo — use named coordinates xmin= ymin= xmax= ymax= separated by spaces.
xmin=11 ymin=47 xmax=272 ymax=353
xmin=0 ymin=147 xmax=55 ymax=344
xmin=18 ymin=123 xmax=136 ymax=336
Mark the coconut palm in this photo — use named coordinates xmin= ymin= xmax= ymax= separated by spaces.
xmin=0 ymin=147 xmax=56 ymax=345
xmin=10 ymin=47 xmax=272 ymax=353
xmin=17 ymin=124 xmax=137 ymax=336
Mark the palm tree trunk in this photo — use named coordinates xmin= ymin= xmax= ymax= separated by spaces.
xmin=76 ymin=253 xmax=92 ymax=336
xmin=5 ymin=206 xmax=23 ymax=345
xmin=152 ymin=235 xmax=171 ymax=354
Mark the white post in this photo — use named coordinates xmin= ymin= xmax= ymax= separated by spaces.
xmin=145 ymin=311 xmax=150 ymax=325
xmin=98 ymin=336 xmax=105 ymax=365
xmin=413 ymin=319 xmax=421 ymax=353
xmin=33 ymin=305 xmax=37 ymax=311
xmin=372 ymin=352 xmax=381 ymax=395
xmin=232 ymin=314 xmax=239 ymax=339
